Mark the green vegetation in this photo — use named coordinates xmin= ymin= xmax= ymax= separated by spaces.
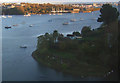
xmin=32 ymin=4 xmax=119 ymax=77
xmin=2 ymin=7 xmax=24 ymax=15
xmin=97 ymin=4 xmax=119 ymax=24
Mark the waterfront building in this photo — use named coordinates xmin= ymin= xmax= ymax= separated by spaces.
xmin=72 ymin=8 xmax=80 ymax=13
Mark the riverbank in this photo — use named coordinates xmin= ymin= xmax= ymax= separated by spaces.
xmin=32 ymin=49 xmax=108 ymax=77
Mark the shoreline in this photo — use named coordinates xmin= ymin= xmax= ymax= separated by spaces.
xmin=32 ymin=49 xmax=108 ymax=78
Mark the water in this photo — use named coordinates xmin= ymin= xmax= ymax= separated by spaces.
xmin=2 ymin=11 xmax=103 ymax=81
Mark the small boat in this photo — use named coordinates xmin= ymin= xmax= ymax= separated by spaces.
xmin=8 ymin=15 xmax=12 ymax=18
xmin=63 ymin=22 xmax=69 ymax=25
xmin=13 ymin=24 xmax=18 ymax=26
xmin=29 ymin=25 xmax=33 ymax=27
xmin=70 ymin=19 xmax=76 ymax=22
xmin=58 ymin=13 xmax=63 ymax=15
xmin=80 ymin=18 xmax=84 ymax=21
xmin=2 ymin=15 xmax=7 ymax=18
xmin=5 ymin=26 xmax=11 ymax=29
xmin=24 ymin=14 xmax=31 ymax=17
xmin=48 ymin=20 xmax=52 ymax=22
xmin=20 ymin=45 xmax=27 ymax=48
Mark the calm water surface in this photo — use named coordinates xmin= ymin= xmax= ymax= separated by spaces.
xmin=2 ymin=11 xmax=104 ymax=81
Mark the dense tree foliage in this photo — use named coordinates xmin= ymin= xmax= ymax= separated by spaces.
xmin=81 ymin=26 xmax=92 ymax=37
xmin=2 ymin=7 xmax=24 ymax=15
xmin=97 ymin=4 xmax=119 ymax=24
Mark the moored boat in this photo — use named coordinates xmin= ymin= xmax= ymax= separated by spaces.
xmin=29 ymin=25 xmax=33 ymax=27
xmin=13 ymin=24 xmax=18 ymax=26
xmin=8 ymin=15 xmax=12 ymax=18
xmin=24 ymin=14 xmax=31 ymax=17
xmin=63 ymin=22 xmax=69 ymax=25
xmin=20 ymin=45 xmax=27 ymax=48
xmin=5 ymin=26 xmax=11 ymax=29
xmin=2 ymin=15 xmax=7 ymax=18
xmin=70 ymin=19 xmax=77 ymax=22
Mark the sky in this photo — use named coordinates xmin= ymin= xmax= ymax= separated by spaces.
xmin=0 ymin=0 xmax=119 ymax=3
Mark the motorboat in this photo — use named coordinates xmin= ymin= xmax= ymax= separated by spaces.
xmin=5 ymin=26 xmax=11 ymax=29
xmin=63 ymin=22 xmax=69 ymax=25
xmin=13 ymin=24 xmax=18 ymax=26
xmin=8 ymin=15 xmax=12 ymax=18
xmin=20 ymin=45 xmax=27 ymax=48
xmin=29 ymin=25 xmax=33 ymax=27
xmin=2 ymin=15 xmax=7 ymax=18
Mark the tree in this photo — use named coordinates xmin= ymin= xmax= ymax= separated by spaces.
xmin=53 ymin=30 xmax=59 ymax=43
xmin=45 ymin=32 xmax=49 ymax=39
xmin=97 ymin=4 xmax=119 ymax=24
xmin=72 ymin=31 xmax=81 ymax=36
xmin=81 ymin=26 xmax=92 ymax=37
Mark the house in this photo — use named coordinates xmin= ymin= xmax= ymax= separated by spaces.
xmin=6 ymin=5 xmax=15 ymax=9
xmin=67 ymin=34 xmax=75 ymax=39
xmin=72 ymin=8 xmax=80 ymax=13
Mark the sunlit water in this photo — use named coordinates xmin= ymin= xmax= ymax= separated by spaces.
xmin=2 ymin=11 xmax=104 ymax=81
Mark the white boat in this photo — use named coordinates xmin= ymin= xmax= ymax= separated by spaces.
xmin=63 ymin=22 xmax=69 ymax=25
xmin=20 ymin=45 xmax=27 ymax=48
xmin=70 ymin=19 xmax=77 ymax=22
xmin=24 ymin=14 xmax=31 ymax=17
xmin=8 ymin=15 xmax=12 ymax=18
xmin=2 ymin=15 xmax=7 ymax=18
xmin=29 ymin=25 xmax=33 ymax=27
